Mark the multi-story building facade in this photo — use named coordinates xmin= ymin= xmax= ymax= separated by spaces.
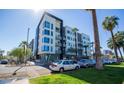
xmin=33 ymin=12 xmax=91 ymax=62
xmin=82 ymin=33 xmax=91 ymax=57
xmin=33 ymin=12 xmax=65 ymax=62
xmin=102 ymin=50 xmax=114 ymax=59
xmin=63 ymin=26 xmax=91 ymax=59
xmin=77 ymin=32 xmax=83 ymax=57
xmin=64 ymin=26 xmax=76 ymax=57
xmin=103 ymin=50 xmax=113 ymax=55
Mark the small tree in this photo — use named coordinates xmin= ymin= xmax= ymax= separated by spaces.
xmin=10 ymin=47 xmax=31 ymax=65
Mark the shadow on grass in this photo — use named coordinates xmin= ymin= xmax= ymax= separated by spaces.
xmin=59 ymin=65 xmax=124 ymax=84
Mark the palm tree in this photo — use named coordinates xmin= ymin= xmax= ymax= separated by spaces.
xmin=72 ymin=28 xmax=79 ymax=59
xmin=115 ymin=31 xmax=124 ymax=60
xmin=107 ymin=38 xmax=114 ymax=50
xmin=115 ymin=31 xmax=124 ymax=54
xmin=19 ymin=41 xmax=28 ymax=48
xmin=107 ymin=36 xmax=123 ymax=60
xmin=87 ymin=9 xmax=103 ymax=70
xmin=19 ymin=41 xmax=29 ymax=64
xmin=102 ymin=16 xmax=119 ymax=62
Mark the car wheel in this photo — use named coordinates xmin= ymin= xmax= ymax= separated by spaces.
xmin=75 ymin=66 xmax=79 ymax=70
xmin=59 ymin=68 xmax=64 ymax=72
xmin=85 ymin=65 xmax=88 ymax=68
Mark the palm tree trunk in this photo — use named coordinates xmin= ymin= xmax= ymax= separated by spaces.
xmin=91 ymin=9 xmax=103 ymax=70
xmin=118 ymin=47 xmax=123 ymax=60
xmin=110 ymin=31 xmax=119 ymax=62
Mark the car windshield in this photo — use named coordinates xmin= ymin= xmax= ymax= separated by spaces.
xmin=54 ymin=60 xmax=62 ymax=64
xmin=89 ymin=59 xmax=96 ymax=63
xmin=80 ymin=60 xmax=87 ymax=63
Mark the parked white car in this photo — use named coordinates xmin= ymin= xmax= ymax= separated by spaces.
xmin=27 ymin=61 xmax=35 ymax=65
xmin=49 ymin=60 xmax=80 ymax=72
xmin=102 ymin=58 xmax=117 ymax=64
xmin=77 ymin=59 xmax=89 ymax=67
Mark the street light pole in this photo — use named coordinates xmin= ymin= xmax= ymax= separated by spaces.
xmin=27 ymin=28 xmax=30 ymax=48
xmin=25 ymin=28 xmax=30 ymax=65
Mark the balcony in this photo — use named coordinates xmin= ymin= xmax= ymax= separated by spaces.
xmin=56 ymin=36 xmax=61 ymax=40
xmin=55 ymin=43 xmax=61 ymax=47
xmin=55 ymin=50 xmax=61 ymax=54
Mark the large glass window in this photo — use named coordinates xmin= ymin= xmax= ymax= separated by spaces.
xmin=67 ymin=30 xmax=70 ymax=34
xmin=51 ymin=39 xmax=53 ymax=44
xmin=56 ymin=27 xmax=60 ymax=32
xmin=44 ymin=21 xmax=50 ymax=28
xmin=51 ymin=46 xmax=53 ymax=52
xmin=45 ymin=46 xmax=49 ymax=51
xmin=83 ymin=37 xmax=85 ymax=39
xmin=42 ymin=37 xmax=49 ymax=43
xmin=42 ymin=45 xmax=49 ymax=51
xmin=51 ymin=31 xmax=53 ymax=36
xmin=51 ymin=24 xmax=53 ymax=30
xmin=67 ymin=36 xmax=70 ymax=40
xmin=43 ymin=29 xmax=50 ymax=35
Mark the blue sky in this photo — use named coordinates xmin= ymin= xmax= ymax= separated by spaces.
xmin=0 ymin=9 xmax=124 ymax=54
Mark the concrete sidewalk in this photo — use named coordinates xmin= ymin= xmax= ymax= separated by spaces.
xmin=10 ymin=78 xmax=29 ymax=84
xmin=0 ymin=65 xmax=51 ymax=84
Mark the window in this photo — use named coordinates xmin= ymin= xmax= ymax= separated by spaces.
xmin=69 ymin=61 xmax=76 ymax=64
xmin=67 ymin=30 xmax=70 ymax=34
xmin=51 ymin=46 xmax=53 ymax=52
xmin=51 ymin=39 xmax=53 ymax=44
xmin=63 ymin=61 xmax=70 ymax=65
xmin=67 ymin=36 xmax=70 ymax=40
xmin=51 ymin=31 xmax=53 ymax=36
xmin=43 ymin=37 xmax=49 ymax=43
xmin=43 ymin=29 xmax=50 ymax=35
xmin=44 ymin=21 xmax=50 ymax=28
xmin=51 ymin=24 xmax=53 ymax=30
xmin=73 ymin=61 xmax=77 ymax=64
xmin=56 ymin=27 xmax=60 ymax=32
xmin=42 ymin=45 xmax=49 ymax=51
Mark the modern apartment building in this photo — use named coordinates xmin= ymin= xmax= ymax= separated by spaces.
xmin=33 ymin=12 xmax=65 ymax=62
xmin=63 ymin=26 xmax=91 ymax=59
xmin=82 ymin=33 xmax=91 ymax=57
xmin=33 ymin=12 xmax=91 ymax=62
xmin=103 ymin=50 xmax=113 ymax=55
xmin=64 ymin=26 xmax=76 ymax=56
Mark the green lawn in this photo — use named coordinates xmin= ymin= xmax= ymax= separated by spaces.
xmin=29 ymin=62 xmax=124 ymax=84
